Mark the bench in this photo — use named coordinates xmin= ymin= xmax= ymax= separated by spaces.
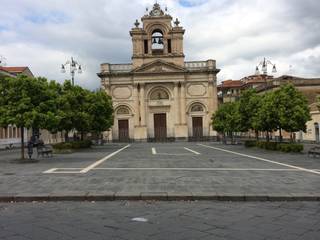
xmin=37 ymin=145 xmax=53 ymax=157
xmin=308 ymin=146 xmax=320 ymax=157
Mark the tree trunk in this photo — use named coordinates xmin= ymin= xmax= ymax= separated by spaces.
xmin=98 ymin=133 xmax=103 ymax=145
xmin=64 ymin=131 xmax=69 ymax=142
xmin=81 ymin=132 xmax=84 ymax=141
xmin=290 ymin=132 xmax=294 ymax=142
xmin=279 ymin=128 xmax=282 ymax=142
xmin=266 ymin=132 xmax=270 ymax=142
xmin=20 ymin=127 xmax=25 ymax=160
xmin=255 ymin=130 xmax=259 ymax=140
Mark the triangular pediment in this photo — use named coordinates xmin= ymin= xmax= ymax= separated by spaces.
xmin=132 ymin=60 xmax=186 ymax=73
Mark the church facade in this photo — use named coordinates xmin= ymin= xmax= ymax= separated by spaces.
xmin=98 ymin=3 xmax=220 ymax=142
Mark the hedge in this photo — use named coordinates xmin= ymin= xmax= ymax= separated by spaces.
xmin=244 ymin=140 xmax=257 ymax=147
xmin=244 ymin=141 xmax=303 ymax=153
xmin=53 ymin=140 xmax=92 ymax=150
xmin=277 ymin=143 xmax=303 ymax=153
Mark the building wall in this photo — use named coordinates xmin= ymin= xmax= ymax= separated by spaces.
xmin=106 ymin=71 xmax=217 ymax=141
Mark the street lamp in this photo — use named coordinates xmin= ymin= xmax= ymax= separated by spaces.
xmin=0 ymin=55 xmax=6 ymax=66
xmin=255 ymin=57 xmax=277 ymax=75
xmin=61 ymin=57 xmax=82 ymax=86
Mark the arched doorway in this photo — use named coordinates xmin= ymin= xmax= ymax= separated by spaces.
xmin=116 ymin=106 xmax=131 ymax=142
xmin=189 ymin=103 xmax=205 ymax=140
xmin=149 ymin=88 xmax=170 ymax=141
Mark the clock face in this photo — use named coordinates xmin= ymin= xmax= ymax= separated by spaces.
xmin=153 ymin=9 xmax=161 ymax=16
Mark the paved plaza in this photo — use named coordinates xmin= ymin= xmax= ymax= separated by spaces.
xmin=0 ymin=142 xmax=320 ymax=200
xmin=0 ymin=201 xmax=319 ymax=240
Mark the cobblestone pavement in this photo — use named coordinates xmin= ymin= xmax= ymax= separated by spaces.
xmin=0 ymin=201 xmax=319 ymax=240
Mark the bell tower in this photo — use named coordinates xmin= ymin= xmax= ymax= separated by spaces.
xmin=130 ymin=3 xmax=185 ymax=68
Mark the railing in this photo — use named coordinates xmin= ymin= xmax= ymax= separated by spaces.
xmin=110 ymin=64 xmax=132 ymax=72
xmin=185 ymin=61 xmax=208 ymax=70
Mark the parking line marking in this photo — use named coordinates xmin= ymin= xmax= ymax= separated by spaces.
xmin=43 ymin=168 xmax=58 ymax=174
xmin=80 ymin=144 xmax=131 ymax=173
xmin=198 ymin=144 xmax=320 ymax=176
xmin=184 ymin=147 xmax=200 ymax=155
xmin=152 ymin=147 xmax=157 ymax=155
xmin=92 ymin=168 xmax=320 ymax=171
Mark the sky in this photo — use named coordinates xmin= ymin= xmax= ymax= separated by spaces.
xmin=0 ymin=0 xmax=319 ymax=90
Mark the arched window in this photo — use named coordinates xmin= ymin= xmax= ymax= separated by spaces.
xmin=150 ymin=89 xmax=169 ymax=100
xmin=191 ymin=104 xmax=204 ymax=112
xmin=152 ymin=29 xmax=164 ymax=51
xmin=116 ymin=106 xmax=130 ymax=115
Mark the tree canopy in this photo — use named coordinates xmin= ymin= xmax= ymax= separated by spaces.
xmin=0 ymin=75 xmax=114 ymax=159
xmin=212 ymin=84 xmax=311 ymax=143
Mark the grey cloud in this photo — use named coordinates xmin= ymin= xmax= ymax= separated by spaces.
xmin=0 ymin=0 xmax=319 ymax=89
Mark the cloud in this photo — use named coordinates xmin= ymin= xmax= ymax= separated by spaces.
xmin=0 ymin=0 xmax=319 ymax=90
xmin=179 ymin=0 xmax=208 ymax=7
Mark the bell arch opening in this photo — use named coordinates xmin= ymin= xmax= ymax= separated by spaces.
xmin=151 ymin=29 xmax=164 ymax=54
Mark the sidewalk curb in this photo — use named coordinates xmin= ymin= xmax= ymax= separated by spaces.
xmin=0 ymin=194 xmax=319 ymax=202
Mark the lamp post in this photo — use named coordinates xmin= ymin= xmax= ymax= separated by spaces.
xmin=61 ymin=57 xmax=82 ymax=86
xmin=255 ymin=57 xmax=277 ymax=75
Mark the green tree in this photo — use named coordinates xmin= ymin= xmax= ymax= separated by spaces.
xmin=54 ymin=81 xmax=91 ymax=141
xmin=0 ymin=75 xmax=54 ymax=159
xmin=238 ymin=89 xmax=261 ymax=138
xmin=275 ymin=84 xmax=311 ymax=141
xmin=55 ymin=82 xmax=114 ymax=141
xmin=87 ymin=90 xmax=113 ymax=141
xmin=212 ymin=102 xmax=241 ymax=144
xmin=252 ymin=91 xmax=279 ymax=141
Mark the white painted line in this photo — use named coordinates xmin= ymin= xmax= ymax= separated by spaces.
xmin=92 ymin=168 xmax=320 ymax=171
xmin=156 ymin=153 xmax=193 ymax=156
xmin=198 ymin=144 xmax=320 ymax=176
xmin=80 ymin=144 xmax=131 ymax=173
xmin=152 ymin=147 xmax=157 ymax=155
xmin=43 ymin=168 xmax=58 ymax=174
xmin=184 ymin=147 xmax=200 ymax=155
xmin=43 ymin=168 xmax=83 ymax=174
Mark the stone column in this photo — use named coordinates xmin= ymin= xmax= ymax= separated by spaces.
xmin=174 ymin=82 xmax=180 ymax=124
xmin=180 ymin=83 xmax=186 ymax=125
xmin=133 ymin=84 xmax=140 ymax=126
xmin=140 ymin=83 xmax=146 ymax=126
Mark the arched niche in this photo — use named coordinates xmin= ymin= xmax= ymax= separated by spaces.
xmin=188 ymin=102 xmax=207 ymax=115
xmin=115 ymin=105 xmax=133 ymax=117
xmin=149 ymin=88 xmax=170 ymax=100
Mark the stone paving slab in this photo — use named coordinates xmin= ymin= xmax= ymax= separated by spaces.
xmin=0 ymin=142 xmax=320 ymax=202
xmin=0 ymin=201 xmax=319 ymax=240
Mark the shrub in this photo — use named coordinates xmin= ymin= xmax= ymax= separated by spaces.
xmin=278 ymin=143 xmax=303 ymax=153
xmin=255 ymin=141 xmax=303 ymax=153
xmin=255 ymin=141 xmax=278 ymax=150
xmin=53 ymin=140 xmax=92 ymax=150
xmin=245 ymin=140 xmax=256 ymax=148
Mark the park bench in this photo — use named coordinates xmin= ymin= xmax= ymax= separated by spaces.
xmin=37 ymin=145 xmax=53 ymax=157
xmin=308 ymin=146 xmax=320 ymax=157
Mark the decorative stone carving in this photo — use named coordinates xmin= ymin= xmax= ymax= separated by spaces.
xmin=116 ymin=106 xmax=130 ymax=115
xmin=150 ymin=89 xmax=169 ymax=100
xmin=187 ymin=84 xmax=206 ymax=96
xmin=112 ymin=87 xmax=132 ymax=99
